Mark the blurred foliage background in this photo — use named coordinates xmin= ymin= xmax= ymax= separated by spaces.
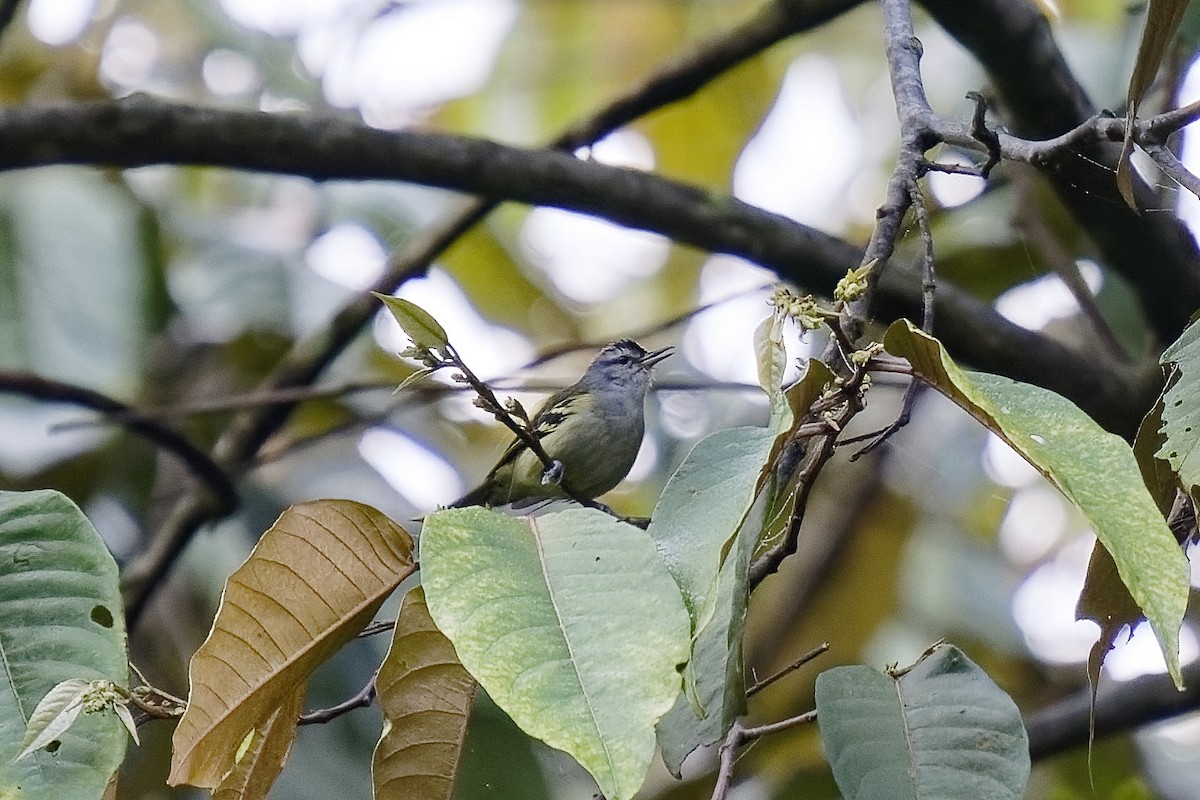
xmin=2 ymin=0 xmax=1200 ymax=798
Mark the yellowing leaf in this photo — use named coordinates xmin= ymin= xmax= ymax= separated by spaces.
xmin=885 ymin=319 xmax=1189 ymax=687
xmin=213 ymin=684 xmax=304 ymax=800
xmin=373 ymin=587 xmax=476 ymax=800
xmin=169 ymin=500 xmax=416 ymax=788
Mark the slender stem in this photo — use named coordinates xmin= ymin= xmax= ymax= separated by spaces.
xmin=299 ymin=678 xmax=377 ymax=725
xmin=745 ymin=643 xmax=830 ymax=697
xmin=442 ymin=345 xmax=601 ymax=509
xmin=0 ymin=371 xmax=237 ymax=514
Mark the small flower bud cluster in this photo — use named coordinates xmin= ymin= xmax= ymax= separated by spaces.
xmin=770 ymin=286 xmax=826 ymax=332
xmin=834 ymin=259 xmax=877 ymax=303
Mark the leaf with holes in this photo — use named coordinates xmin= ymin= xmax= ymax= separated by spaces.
xmin=421 ymin=507 xmax=689 ymax=800
xmin=169 ymin=500 xmax=415 ymax=789
xmin=0 ymin=490 xmax=128 ymax=800
xmin=1158 ymin=317 xmax=1200 ymax=499
xmin=886 ymin=319 xmax=1189 ymax=687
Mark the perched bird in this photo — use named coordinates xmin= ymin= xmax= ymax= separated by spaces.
xmin=451 ymin=339 xmax=672 ymax=508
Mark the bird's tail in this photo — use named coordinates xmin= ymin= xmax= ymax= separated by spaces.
xmin=448 ymin=483 xmax=489 ymax=509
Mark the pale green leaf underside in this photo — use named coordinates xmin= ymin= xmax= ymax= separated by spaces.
xmin=648 ymin=426 xmax=776 ymax=631
xmin=0 ymin=490 xmax=128 ymax=800
xmin=656 ymin=510 xmax=753 ymax=776
xmin=816 ymin=645 xmax=1029 ymax=800
xmin=421 ymin=507 xmax=690 ymax=800
xmin=885 ymin=320 xmax=1189 ymax=687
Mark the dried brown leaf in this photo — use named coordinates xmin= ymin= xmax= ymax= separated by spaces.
xmin=169 ymin=500 xmax=416 ymax=788
xmin=373 ymin=587 xmax=477 ymax=800
xmin=213 ymin=684 xmax=305 ymax=800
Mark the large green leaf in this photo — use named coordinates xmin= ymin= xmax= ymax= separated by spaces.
xmin=648 ymin=425 xmax=776 ymax=630
xmin=885 ymin=320 xmax=1189 ymax=687
xmin=421 ymin=507 xmax=689 ymax=800
xmin=0 ymin=490 xmax=128 ymax=800
xmin=816 ymin=644 xmax=1029 ymax=800
xmin=1157 ymin=316 xmax=1200 ymax=498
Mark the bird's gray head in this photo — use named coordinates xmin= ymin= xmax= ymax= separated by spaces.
xmin=578 ymin=339 xmax=672 ymax=393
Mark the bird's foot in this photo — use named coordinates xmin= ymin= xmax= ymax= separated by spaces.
xmin=541 ymin=459 xmax=565 ymax=486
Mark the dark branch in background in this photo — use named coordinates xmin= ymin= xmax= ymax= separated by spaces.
xmin=1008 ymin=165 xmax=1130 ymax=363
xmin=0 ymin=98 xmax=1145 ymax=437
xmin=118 ymin=0 xmax=876 ymax=623
xmin=1027 ymin=658 xmax=1200 ymax=761
xmin=0 ymin=0 xmax=23 ymax=43
xmin=0 ymin=371 xmax=237 ymax=513
xmin=919 ymin=0 xmax=1200 ymax=344
xmin=556 ymin=0 xmax=866 ymax=149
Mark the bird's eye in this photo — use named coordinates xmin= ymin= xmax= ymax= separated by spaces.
xmin=616 ymin=355 xmax=631 ymax=365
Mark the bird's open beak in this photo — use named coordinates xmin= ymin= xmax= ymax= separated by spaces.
xmin=641 ymin=346 xmax=673 ymax=368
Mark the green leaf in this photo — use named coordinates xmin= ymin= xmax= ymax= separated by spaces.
xmin=655 ymin=498 xmax=756 ymax=776
xmin=754 ymin=309 xmax=790 ymax=429
xmin=0 ymin=489 xmax=128 ymax=800
xmin=1157 ymin=317 xmax=1200 ymax=498
xmin=393 ymin=366 xmax=437 ymax=394
xmin=373 ymin=293 xmax=451 ymax=351
xmin=648 ymin=426 xmax=777 ymax=631
xmin=885 ymin=319 xmax=1189 ymax=687
xmin=816 ymin=644 xmax=1030 ymax=800
xmin=421 ymin=507 xmax=690 ymax=800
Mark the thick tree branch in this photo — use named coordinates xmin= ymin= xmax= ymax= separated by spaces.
xmin=920 ymin=0 xmax=1200 ymax=344
xmin=0 ymin=97 xmax=1140 ymax=438
xmin=557 ymin=0 xmax=866 ymax=149
xmin=0 ymin=98 xmax=869 ymax=278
